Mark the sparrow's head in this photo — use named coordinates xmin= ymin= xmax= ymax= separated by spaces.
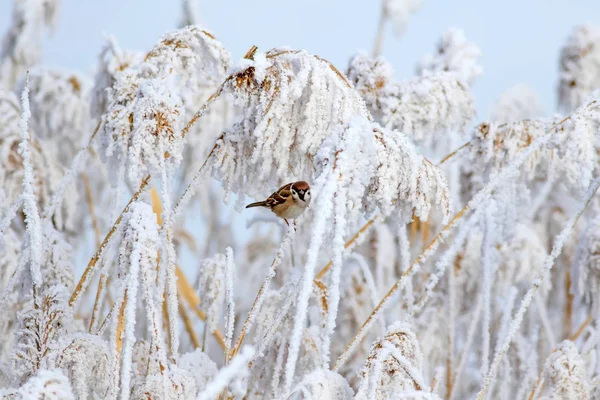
xmin=291 ymin=181 xmax=311 ymax=207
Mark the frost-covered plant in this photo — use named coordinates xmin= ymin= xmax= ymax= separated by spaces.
xmin=290 ymin=369 xmax=354 ymax=399
xmin=196 ymin=252 xmax=228 ymax=340
xmin=417 ymin=27 xmax=483 ymax=86
xmin=347 ymin=52 xmax=475 ymax=146
xmin=12 ymin=287 xmax=71 ymax=384
xmin=0 ymin=90 xmax=80 ymax=235
xmin=0 ymin=0 xmax=60 ymax=89
xmin=213 ymin=48 xmax=369 ymax=200
xmin=100 ymin=26 xmax=230 ymax=186
xmin=383 ymin=0 xmax=422 ymax=37
xmin=0 ymin=368 xmax=75 ymax=399
xmin=576 ymin=216 xmax=600 ymax=309
xmin=540 ymin=341 xmax=590 ymax=400
xmin=558 ymin=24 xmax=600 ymax=113
xmin=14 ymin=68 xmax=91 ymax=162
xmin=490 ymin=84 xmax=544 ymax=123
xmin=356 ymin=322 xmax=431 ymax=399
xmin=2 ymin=1 xmax=600 ymax=399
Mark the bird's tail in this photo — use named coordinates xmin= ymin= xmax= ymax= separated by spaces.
xmin=245 ymin=201 xmax=267 ymax=209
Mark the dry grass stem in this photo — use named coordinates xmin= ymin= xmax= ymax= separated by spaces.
xmin=69 ymin=175 xmax=152 ymax=307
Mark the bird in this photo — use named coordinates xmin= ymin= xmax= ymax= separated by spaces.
xmin=245 ymin=181 xmax=311 ymax=225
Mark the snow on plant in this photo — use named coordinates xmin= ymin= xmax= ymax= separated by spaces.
xmin=14 ymin=68 xmax=91 ymax=161
xmin=540 ymin=340 xmax=590 ymax=399
xmin=0 ymin=0 xmax=60 ymax=89
xmin=212 ymin=48 xmax=370 ymax=201
xmin=99 ymin=25 xmax=230 ymax=187
xmin=575 ymin=215 xmax=600 ymax=310
xmin=490 ymin=84 xmax=544 ymax=123
xmin=2 ymin=0 xmax=600 ymax=399
xmin=416 ymin=27 xmax=483 ymax=86
xmin=383 ymin=0 xmax=422 ymax=37
xmin=558 ymin=24 xmax=600 ymax=113
xmin=355 ymin=322 xmax=428 ymax=399
xmin=347 ymin=52 xmax=475 ymax=147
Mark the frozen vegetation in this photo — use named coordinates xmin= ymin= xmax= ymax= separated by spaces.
xmin=0 ymin=0 xmax=600 ymax=398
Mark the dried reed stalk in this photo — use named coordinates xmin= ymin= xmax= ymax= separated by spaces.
xmin=229 ymin=225 xmax=296 ymax=361
xmin=175 ymin=266 xmax=227 ymax=351
xmin=81 ymin=172 xmax=101 ymax=246
xmin=179 ymin=298 xmax=201 ymax=349
xmin=116 ymin=291 xmax=128 ymax=355
xmin=89 ymin=274 xmax=107 ymax=333
xmin=162 ymin=292 xmax=172 ymax=356
xmin=69 ymin=175 xmax=151 ymax=307
xmin=438 ymin=140 xmax=471 ymax=165
xmin=564 ymin=267 xmax=574 ymax=337
xmin=82 ymin=170 xmax=106 ymax=332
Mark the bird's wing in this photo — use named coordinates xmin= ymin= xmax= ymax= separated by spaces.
xmin=266 ymin=183 xmax=292 ymax=207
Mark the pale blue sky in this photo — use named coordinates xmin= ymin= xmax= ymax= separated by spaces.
xmin=0 ymin=0 xmax=599 ymax=116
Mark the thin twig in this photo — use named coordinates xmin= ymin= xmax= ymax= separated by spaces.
xmin=88 ymin=274 xmax=107 ymax=333
xmin=564 ymin=266 xmax=573 ymax=338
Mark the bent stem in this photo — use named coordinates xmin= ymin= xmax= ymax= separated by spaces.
xmin=69 ymin=175 xmax=151 ymax=307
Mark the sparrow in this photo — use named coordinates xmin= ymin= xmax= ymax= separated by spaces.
xmin=245 ymin=181 xmax=311 ymax=225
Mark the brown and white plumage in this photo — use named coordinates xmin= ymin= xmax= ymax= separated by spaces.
xmin=246 ymin=181 xmax=311 ymax=225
